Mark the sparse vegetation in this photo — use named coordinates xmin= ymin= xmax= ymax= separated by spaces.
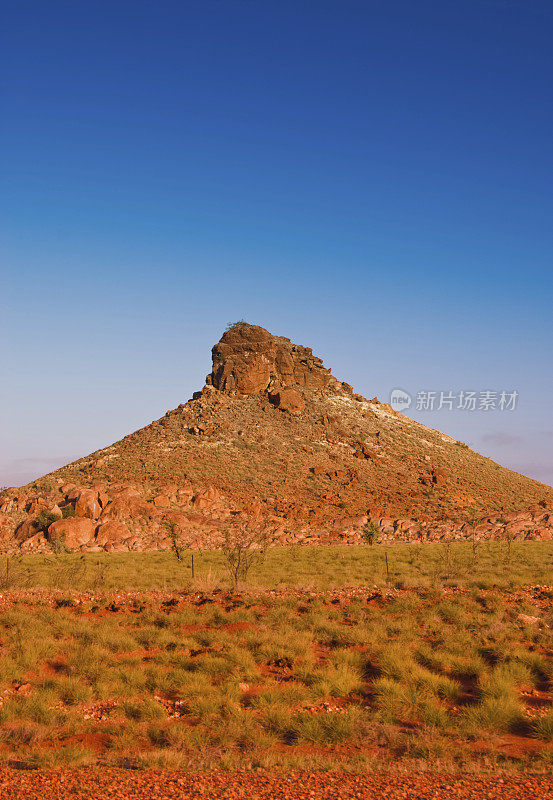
xmin=222 ymin=524 xmax=275 ymax=590
xmin=0 ymin=541 xmax=552 ymax=592
xmin=0 ymin=556 xmax=551 ymax=771
xmin=225 ymin=319 xmax=249 ymax=332
xmin=162 ymin=519 xmax=187 ymax=561
xmin=49 ymin=535 xmax=69 ymax=554
xmin=362 ymin=521 xmax=380 ymax=546
xmin=35 ymin=509 xmax=61 ymax=531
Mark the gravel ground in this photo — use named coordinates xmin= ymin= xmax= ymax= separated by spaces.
xmin=0 ymin=771 xmax=552 ymax=799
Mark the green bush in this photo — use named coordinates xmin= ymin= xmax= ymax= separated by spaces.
xmin=35 ymin=510 xmax=61 ymax=531
xmin=123 ymin=699 xmax=165 ymax=721
xmin=362 ymin=522 xmax=380 ymax=546
xmin=534 ymin=711 xmax=553 ymax=741
xmin=225 ymin=319 xmax=249 ymax=332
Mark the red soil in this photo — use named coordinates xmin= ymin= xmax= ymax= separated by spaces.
xmin=0 ymin=769 xmax=551 ymax=800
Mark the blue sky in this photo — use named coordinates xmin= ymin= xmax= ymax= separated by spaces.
xmin=2 ymin=0 xmax=552 ymax=487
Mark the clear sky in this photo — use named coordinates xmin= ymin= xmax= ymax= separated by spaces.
xmin=2 ymin=0 xmax=552 ymax=488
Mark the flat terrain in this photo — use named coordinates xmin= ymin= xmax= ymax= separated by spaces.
xmin=2 ymin=539 xmax=553 ymax=591
xmin=0 ymin=543 xmax=553 ymax=779
xmin=0 ymin=770 xmax=552 ymax=800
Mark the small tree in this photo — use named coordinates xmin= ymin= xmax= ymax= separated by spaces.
xmin=362 ymin=521 xmax=380 ymax=546
xmin=225 ymin=319 xmax=249 ymax=332
xmin=162 ymin=519 xmax=187 ymax=561
xmin=466 ymin=507 xmax=481 ymax=565
xmin=221 ymin=524 xmax=275 ymax=590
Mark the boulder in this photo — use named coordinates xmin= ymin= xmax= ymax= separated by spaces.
xmin=192 ymin=487 xmax=225 ymax=512
xmin=20 ymin=533 xmax=49 ymax=553
xmin=176 ymin=487 xmax=194 ymax=505
xmin=95 ymin=520 xmax=130 ymax=548
xmin=268 ymin=387 xmax=305 ymax=414
xmin=505 ymin=521 xmax=532 ymax=537
xmin=100 ymin=487 xmax=151 ymax=521
xmin=243 ymin=501 xmax=264 ymax=517
xmin=26 ymin=497 xmax=49 ymax=515
xmin=0 ymin=514 xmax=14 ymax=541
xmin=354 ymin=442 xmax=377 ymax=460
xmin=432 ymin=468 xmax=448 ymax=487
xmin=14 ymin=517 xmax=41 ymax=543
xmin=153 ymin=494 xmax=171 ymax=508
xmin=48 ymin=518 xmax=96 ymax=550
xmin=104 ymin=540 xmax=130 ymax=553
xmin=504 ymin=510 xmax=532 ymax=523
xmin=74 ymin=489 xmax=102 ymax=519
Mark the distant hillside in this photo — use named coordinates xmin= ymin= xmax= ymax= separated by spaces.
xmin=1 ymin=322 xmax=552 ymax=553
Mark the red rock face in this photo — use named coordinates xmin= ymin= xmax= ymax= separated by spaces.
xmin=74 ymin=488 xmax=102 ymax=519
xmin=432 ymin=468 xmax=448 ymax=487
xmin=95 ymin=520 xmax=130 ymax=548
xmin=268 ymin=388 xmax=306 ymax=414
xmin=48 ymin=518 xmax=96 ymax=549
xmin=208 ymin=323 xmax=336 ymax=395
xmin=14 ymin=518 xmax=41 ymax=542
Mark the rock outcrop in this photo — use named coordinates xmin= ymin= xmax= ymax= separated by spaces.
xmin=207 ymin=323 xmax=338 ymax=396
xmin=268 ymin=387 xmax=306 ymax=414
xmin=5 ymin=478 xmax=553 ymax=553
xmin=1 ymin=321 xmax=552 ymax=554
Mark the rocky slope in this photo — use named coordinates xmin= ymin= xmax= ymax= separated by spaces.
xmin=1 ymin=322 xmax=552 ymax=553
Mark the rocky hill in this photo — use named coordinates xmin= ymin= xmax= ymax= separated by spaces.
xmin=1 ymin=322 xmax=552 ymax=553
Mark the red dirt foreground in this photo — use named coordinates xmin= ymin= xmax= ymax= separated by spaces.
xmin=0 ymin=771 xmax=552 ymax=800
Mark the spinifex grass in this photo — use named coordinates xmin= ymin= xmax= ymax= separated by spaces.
xmin=1 ymin=540 xmax=553 ymax=592
xmin=0 ymin=564 xmax=552 ymax=770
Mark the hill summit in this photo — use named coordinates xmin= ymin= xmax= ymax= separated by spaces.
xmin=1 ymin=322 xmax=552 ymax=553
xmin=208 ymin=322 xmax=337 ymax=396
